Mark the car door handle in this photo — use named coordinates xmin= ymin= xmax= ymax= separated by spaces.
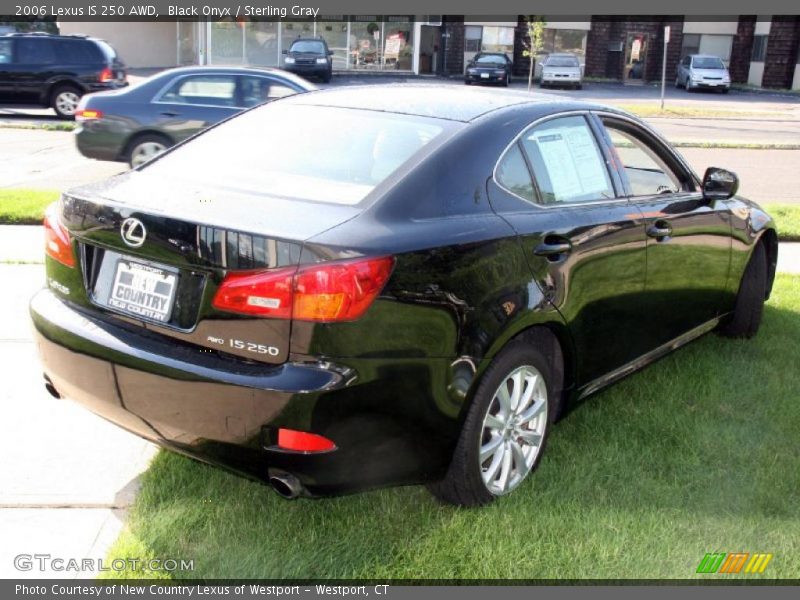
xmin=646 ymin=220 xmax=673 ymax=239
xmin=534 ymin=240 xmax=572 ymax=257
xmin=160 ymin=111 xmax=180 ymax=117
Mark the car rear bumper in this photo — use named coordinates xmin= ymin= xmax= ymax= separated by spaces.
xmin=30 ymin=289 xmax=454 ymax=495
xmin=74 ymin=126 xmax=124 ymax=161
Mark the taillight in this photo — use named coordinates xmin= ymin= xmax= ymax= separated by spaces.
xmin=98 ymin=67 xmax=113 ymax=82
xmin=212 ymin=256 xmax=394 ymax=323
xmin=277 ymin=428 xmax=336 ymax=452
xmin=43 ymin=204 xmax=74 ymax=268
xmin=75 ymin=108 xmax=104 ymax=121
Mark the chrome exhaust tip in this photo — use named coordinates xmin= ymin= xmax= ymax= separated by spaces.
xmin=269 ymin=473 xmax=303 ymax=500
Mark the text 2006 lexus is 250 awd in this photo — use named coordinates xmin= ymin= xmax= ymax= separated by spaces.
xmin=31 ymin=86 xmax=777 ymax=506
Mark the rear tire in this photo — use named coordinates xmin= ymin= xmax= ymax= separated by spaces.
xmin=51 ymin=84 xmax=82 ymax=119
xmin=126 ymin=133 xmax=171 ymax=168
xmin=427 ymin=340 xmax=556 ymax=507
xmin=719 ymin=242 xmax=767 ymax=338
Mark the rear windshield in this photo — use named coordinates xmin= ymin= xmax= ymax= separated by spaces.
xmin=693 ymin=57 xmax=724 ymax=69
xmin=143 ymin=104 xmax=449 ymax=205
xmin=545 ymin=56 xmax=579 ymax=67
xmin=290 ymin=40 xmax=325 ymax=54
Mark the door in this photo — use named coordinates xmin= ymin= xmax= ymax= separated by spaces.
xmin=152 ymin=73 xmax=241 ymax=142
xmin=624 ymin=33 xmax=648 ymax=82
xmin=595 ymin=114 xmax=732 ymax=349
xmin=489 ymin=113 xmax=649 ymax=386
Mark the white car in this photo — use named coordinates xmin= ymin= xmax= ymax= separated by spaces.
xmin=540 ymin=53 xmax=583 ymax=89
xmin=676 ymin=54 xmax=731 ymax=93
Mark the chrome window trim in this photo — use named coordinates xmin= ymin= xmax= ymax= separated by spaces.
xmin=492 ymin=109 xmax=629 ymax=210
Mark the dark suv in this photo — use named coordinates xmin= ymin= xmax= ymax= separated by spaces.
xmin=282 ymin=38 xmax=333 ymax=83
xmin=0 ymin=33 xmax=127 ymax=118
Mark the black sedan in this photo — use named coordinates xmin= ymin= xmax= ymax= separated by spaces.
xmin=32 ymin=86 xmax=777 ymax=506
xmin=465 ymin=52 xmax=513 ymax=86
xmin=74 ymin=66 xmax=315 ymax=167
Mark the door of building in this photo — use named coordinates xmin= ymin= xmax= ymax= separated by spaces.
xmin=624 ymin=33 xmax=648 ymax=82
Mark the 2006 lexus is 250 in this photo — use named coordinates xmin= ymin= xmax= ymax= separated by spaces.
xmin=31 ymin=85 xmax=777 ymax=506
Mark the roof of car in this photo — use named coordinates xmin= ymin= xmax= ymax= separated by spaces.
xmin=689 ymin=54 xmax=724 ymax=59
xmin=547 ymin=53 xmax=579 ymax=57
xmin=289 ymin=84 xmax=596 ymax=123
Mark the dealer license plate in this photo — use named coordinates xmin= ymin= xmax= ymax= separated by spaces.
xmin=107 ymin=260 xmax=178 ymax=323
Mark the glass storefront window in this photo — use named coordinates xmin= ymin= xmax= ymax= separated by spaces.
xmin=317 ymin=17 xmax=349 ymax=70
xmin=209 ymin=20 xmax=244 ymax=65
xmin=245 ymin=21 xmax=279 ymax=66
xmin=384 ymin=17 xmax=414 ymax=70
xmin=481 ymin=26 xmax=514 ymax=54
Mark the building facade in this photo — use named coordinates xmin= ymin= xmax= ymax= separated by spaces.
xmin=59 ymin=15 xmax=800 ymax=89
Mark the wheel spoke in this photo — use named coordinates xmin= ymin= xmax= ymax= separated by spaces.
xmin=483 ymin=412 xmax=504 ymax=430
xmin=518 ymin=397 xmax=546 ymax=425
xmin=515 ymin=373 xmax=537 ymax=415
xmin=483 ymin=444 xmax=504 ymax=482
xmin=509 ymin=370 xmax=523 ymax=411
xmin=480 ymin=435 xmax=503 ymax=462
xmin=510 ymin=440 xmax=528 ymax=473
xmin=517 ymin=429 xmax=543 ymax=446
xmin=497 ymin=442 xmax=513 ymax=491
xmin=495 ymin=384 xmax=511 ymax=418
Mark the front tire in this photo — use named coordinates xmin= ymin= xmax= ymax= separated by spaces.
xmin=51 ymin=84 xmax=82 ymax=119
xmin=719 ymin=242 xmax=767 ymax=338
xmin=428 ymin=340 xmax=555 ymax=507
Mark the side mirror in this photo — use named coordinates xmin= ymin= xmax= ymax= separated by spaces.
xmin=702 ymin=167 xmax=739 ymax=201
xmin=282 ymin=49 xmax=288 ymax=55
xmin=538 ymin=62 xmax=544 ymax=67
xmin=328 ymin=50 xmax=334 ymax=56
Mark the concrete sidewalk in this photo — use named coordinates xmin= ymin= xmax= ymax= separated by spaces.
xmin=0 ymin=264 xmax=156 ymax=578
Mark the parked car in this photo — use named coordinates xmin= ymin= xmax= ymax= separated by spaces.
xmin=74 ymin=66 xmax=315 ymax=167
xmin=32 ymin=86 xmax=777 ymax=506
xmin=282 ymin=37 xmax=333 ymax=83
xmin=0 ymin=32 xmax=127 ymax=118
xmin=465 ymin=53 xmax=513 ymax=86
xmin=676 ymin=54 xmax=731 ymax=93
xmin=539 ymin=53 xmax=583 ymax=89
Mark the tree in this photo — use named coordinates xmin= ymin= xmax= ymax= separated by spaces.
xmin=521 ymin=16 xmax=546 ymax=92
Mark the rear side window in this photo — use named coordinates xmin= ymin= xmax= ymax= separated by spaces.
xmin=17 ymin=38 xmax=55 ymax=64
xmin=239 ymin=77 xmax=299 ymax=108
xmin=159 ymin=75 xmax=237 ymax=107
xmin=54 ymin=40 xmax=98 ymax=64
xmin=517 ymin=115 xmax=614 ymax=205
xmin=496 ymin=145 xmax=535 ymax=202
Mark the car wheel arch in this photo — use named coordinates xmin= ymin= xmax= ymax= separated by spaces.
xmin=468 ymin=323 xmax=574 ymax=424
xmin=758 ymin=228 xmax=778 ymax=300
xmin=46 ymin=79 xmax=83 ymax=105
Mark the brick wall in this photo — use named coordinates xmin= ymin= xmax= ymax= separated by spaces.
xmin=729 ymin=16 xmax=756 ymax=84
xmin=585 ymin=16 xmax=612 ymax=78
xmin=442 ymin=16 xmax=465 ymax=75
xmin=762 ymin=16 xmax=800 ymax=89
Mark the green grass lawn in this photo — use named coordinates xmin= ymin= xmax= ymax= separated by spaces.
xmin=0 ymin=189 xmax=59 ymax=224
xmin=105 ymin=274 xmax=800 ymax=580
xmin=615 ymin=103 xmax=778 ymax=119
xmin=770 ymin=204 xmax=800 ymax=242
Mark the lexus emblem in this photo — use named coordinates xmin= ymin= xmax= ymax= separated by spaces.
xmin=120 ymin=218 xmax=146 ymax=248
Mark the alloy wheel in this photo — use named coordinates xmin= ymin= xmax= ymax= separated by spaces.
xmin=130 ymin=142 xmax=167 ymax=167
xmin=479 ymin=365 xmax=548 ymax=495
xmin=55 ymin=91 xmax=80 ymax=116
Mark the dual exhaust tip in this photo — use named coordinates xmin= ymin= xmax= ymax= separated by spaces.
xmin=268 ymin=472 xmax=304 ymax=500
